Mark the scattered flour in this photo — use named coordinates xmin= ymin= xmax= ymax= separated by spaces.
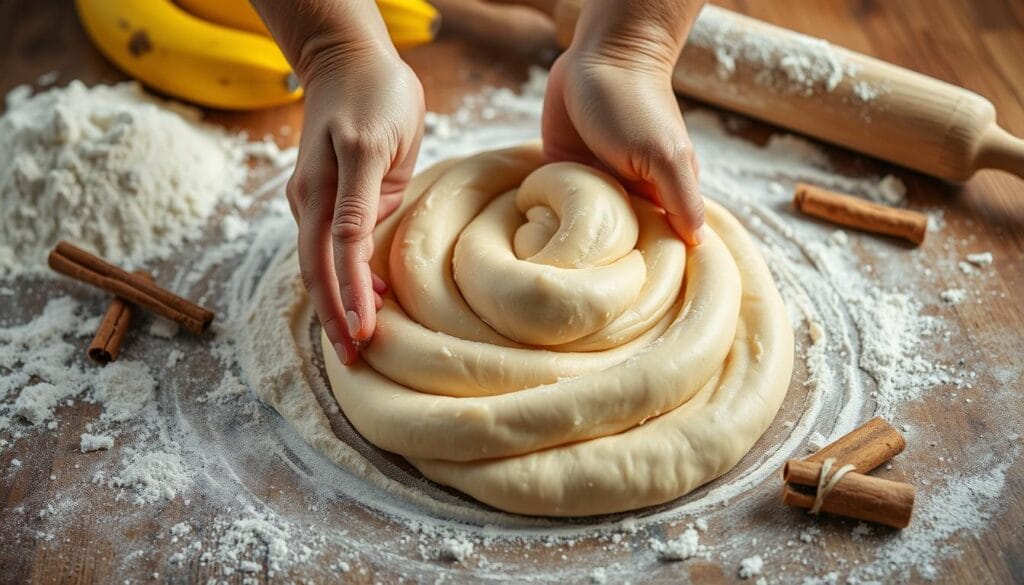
xmin=738 ymin=554 xmax=765 ymax=579
xmin=170 ymin=521 xmax=191 ymax=541
xmin=112 ymin=451 xmax=191 ymax=504
xmin=220 ymin=214 xmax=250 ymax=241
xmin=940 ymin=289 xmax=967 ymax=305
xmin=92 ymin=360 xmax=157 ymax=422
xmin=799 ymin=526 xmax=820 ymax=543
xmin=0 ymin=297 xmax=96 ymax=432
xmin=806 ymin=431 xmax=828 ymax=452
xmin=80 ymin=432 xmax=114 ymax=452
xmin=36 ymin=71 xmax=60 ymax=87
xmin=827 ymin=230 xmax=849 ymax=247
xmin=852 ymin=80 xmax=880 ymax=102
xmin=849 ymin=462 xmax=1012 ymax=582
xmin=201 ymin=506 xmax=316 ymax=576
xmin=12 ymin=382 xmax=76 ymax=426
xmin=166 ymin=349 xmax=184 ymax=368
xmin=147 ymin=317 xmax=179 ymax=339
xmin=876 ymin=174 xmax=907 ymax=205
xmin=650 ymin=528 xmax=701 ymax=561
xmin=965 ymin=252 xmax=993 ymax=266
xmin=441 ymin=537 xmax=475 ymax=563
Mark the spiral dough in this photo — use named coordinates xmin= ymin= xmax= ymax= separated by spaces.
xmin=321 ymin=145 xmax=794 ymax=516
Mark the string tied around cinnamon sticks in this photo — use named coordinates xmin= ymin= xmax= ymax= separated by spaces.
xmin=810 ymin=458 xmax=855 ymax=515
xmin=48 ymin=241 xmax=215 ymax=364
xmin=782 ymin=417 xmax=916 ymax=529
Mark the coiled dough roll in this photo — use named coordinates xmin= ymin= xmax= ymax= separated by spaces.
xmin=321 ymin=145 xmax=794 ymax=516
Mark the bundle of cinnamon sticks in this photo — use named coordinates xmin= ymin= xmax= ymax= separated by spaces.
xmin=782 ymin=417 xmax=915 ymax=529
xmin=48 ymin=241 xmax=216 ymax=364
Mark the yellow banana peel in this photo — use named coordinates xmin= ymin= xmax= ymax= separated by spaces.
xmin=175 ymin=0 xmax=440 ymax=50
xmin=76 ymin=0 xmax=303 ymax=110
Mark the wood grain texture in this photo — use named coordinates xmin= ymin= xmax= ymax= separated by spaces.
xmin=0 ymin=1 xmax=1022 ymax=584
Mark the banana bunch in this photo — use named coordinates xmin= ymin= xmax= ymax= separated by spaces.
xmin=176 ymin=0 xmax=441 ymax=49
xmin=76 ymin=0 xmax=439 ymax=110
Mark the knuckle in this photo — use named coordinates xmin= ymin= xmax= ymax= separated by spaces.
xmin=637 ymin=136 xmax=690 ymax=163
xmin=285 ymin=174 xmax=304 ymax=203
xmin=286 ymin=174 xmax=326 ymax=214
xmin=662 ymin=139 xmax=693 ymax=162
xmin=335 ymin=125 xmax=387 ymax=159
xmin=627 ymin=138 xmax=679 ymax=181
xmin=331 ymin=201 xmax=373 ymax=242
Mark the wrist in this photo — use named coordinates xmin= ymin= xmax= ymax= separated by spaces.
xmin=295 ymin=31 xmax=399 ymax=86
xmin=568 ymin=0 xmax=703 ymax=73
xmin=253 ymin=0 xmax=398 ymax=85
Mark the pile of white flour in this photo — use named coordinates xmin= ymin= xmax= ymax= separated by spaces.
xmin=0 ymin=81 xmax=265 ymax=272
xmin=0 ymin=72 xmax=1018 ymax=584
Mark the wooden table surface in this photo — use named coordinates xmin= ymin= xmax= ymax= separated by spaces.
xmin=1 ymin=1 xmax=1022 ymax=584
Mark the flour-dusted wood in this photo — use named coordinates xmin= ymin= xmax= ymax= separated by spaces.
xmin=553 ymin=0 xmax=1024 ymax=182
xmin=3 ymin=1 xmax=1023 ymax=583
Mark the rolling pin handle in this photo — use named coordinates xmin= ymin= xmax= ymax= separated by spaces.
xmin=976 ymin=126 xmax=1024 ymax=180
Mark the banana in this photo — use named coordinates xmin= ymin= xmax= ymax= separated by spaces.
xmin=76 ymin=0 xmax=302 ymax=110
xmin=175 ymin=0 xmax=440 ymax=50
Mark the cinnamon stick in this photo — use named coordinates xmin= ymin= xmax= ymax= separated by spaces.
xmin=48 ymin=241 xmax=214 ymax=334
xmin=805 ymin=417 xmax=906 ymax=474
xmin=793 ymin=183 xmax=928 ymax=245
xmin=86 ymin=271 xmax=149 ymax=364
xmin=783 ymin=460 xmax=915 ymax=528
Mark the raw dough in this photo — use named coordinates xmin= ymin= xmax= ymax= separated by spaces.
xmin=321 ymin=145 xmax=794 ymax=516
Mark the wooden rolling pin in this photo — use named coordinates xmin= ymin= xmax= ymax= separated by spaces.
xmin=551 ymin=1 xmax=1024 ymax=182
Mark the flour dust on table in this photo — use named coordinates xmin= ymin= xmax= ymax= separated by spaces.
xmin=0 ymin=72 xmax=1019 ymax=583
xmin=0 ymin=81 xmax=283 ymax=274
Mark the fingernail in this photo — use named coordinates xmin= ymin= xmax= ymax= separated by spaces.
xmin=692 ymin=226 xmax=706 ymax=246
xmin=346 ymin=310 xmax=361 ymax=339
xmin=333 ymin=342 xmax=346 ymax=361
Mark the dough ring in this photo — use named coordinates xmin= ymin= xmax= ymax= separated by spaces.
xmin=321 ymin=145 xmax=794 ymax=516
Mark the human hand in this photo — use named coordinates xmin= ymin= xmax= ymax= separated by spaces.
xmin=541 ymin=1 xmax=705 ymax=245
xmin=287 ymin=47 xmax=424 ymax=365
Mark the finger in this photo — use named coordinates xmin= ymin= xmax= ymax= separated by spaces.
xmin=646 ymin=135 xmax=705 ymax=246
xmin=377 ymin=192 xmax=404 ymax=222
xmin=374 ymin=291 xmax=383 ymax=311
xmin=290 ymin=154 xmax=358 ymax=364
xmin=332 ymin=151 xmax=387 ymax=346
xmin=371 ymin=272 xmax=389 ymax=294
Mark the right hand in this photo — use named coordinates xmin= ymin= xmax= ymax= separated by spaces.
xmin=287 ymin=45 xmax=424 ymax=365
xmin=542 ymin=48 xmax=705 ymax=245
